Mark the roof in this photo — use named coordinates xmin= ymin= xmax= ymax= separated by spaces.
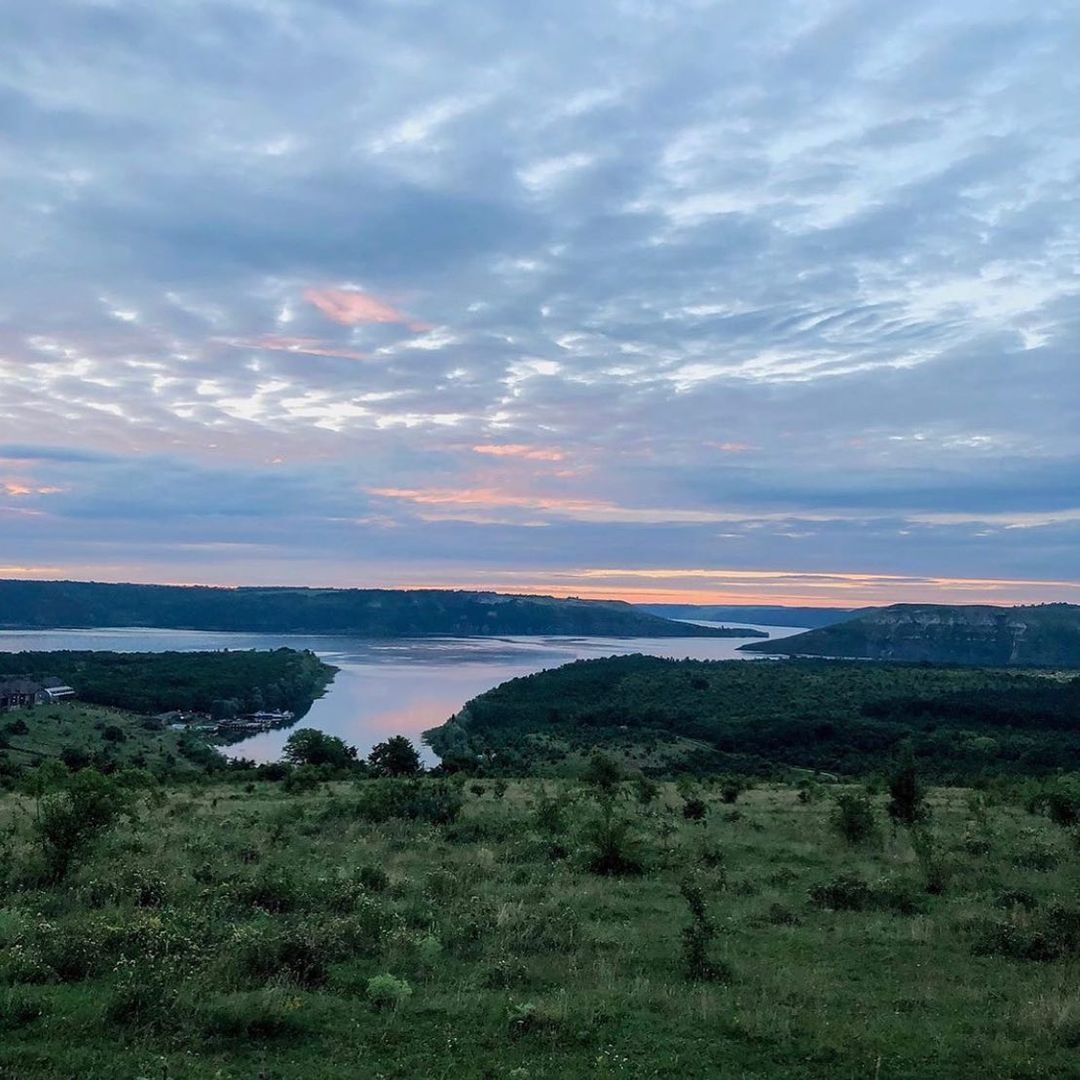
xmin=0 ymin=678 xmax=43 ymax=695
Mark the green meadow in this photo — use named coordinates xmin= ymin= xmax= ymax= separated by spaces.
xmin=1 ymin=771 xmax=1078 ymax=1079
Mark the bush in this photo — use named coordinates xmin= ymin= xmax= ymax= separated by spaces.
xmin=580 ymin=804 xmax=643 ymax=876
xmin=0 ymin=988 xmax=45 ymax=1030
xmin=195 ymin=989 xmax=301 ymax=1040
xmin=832 ymin=792 xmax=878 ymax=846
xmin=679 ymin=878 xmax=731 ymax=983
xmin=970 ymin=906 xmax=1080 ymax=962
xmin=681 ymin=796 xmax=707 ymax=822
xmin=366 ymin=973 xmax=412 ymax=1011
xmin=352 ymin=780 xmax=463 ymax=826
xmin=809 ymin=873 xmax=874 ymax=912
xmin=35 ymin=771 xmax=130 ymax=880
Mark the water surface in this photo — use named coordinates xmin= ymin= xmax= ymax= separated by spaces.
xmin=0 ymin=623 xmax=807 ymax=763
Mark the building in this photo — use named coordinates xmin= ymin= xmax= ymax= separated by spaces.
xmin=41 ymin=677 xmax=76 ymax=702
xmin=0 ymin=676 xmax=76 ymax=711
xmin=0 ymin=678 xmax=47 ymax=711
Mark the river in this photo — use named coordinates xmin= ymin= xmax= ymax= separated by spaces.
xmin=0 ymin=622 xmax=807 ymax=763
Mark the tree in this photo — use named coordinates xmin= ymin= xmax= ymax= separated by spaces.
xmin=282 ymin=728 xmax=358 ymax=769
xmin=368 ymin=735 xmax=422 ymax=777
xmin=583 ymin=752 xmax=623 ymax=795
xmin=887 ymin=747 xmax=928 ymax=826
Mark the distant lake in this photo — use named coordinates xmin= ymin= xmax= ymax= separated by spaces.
xmin=0 ymin=622 xmax=808 ymax=763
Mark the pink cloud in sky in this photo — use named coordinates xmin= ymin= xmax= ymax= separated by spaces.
xmin=369 ymin=486 xmax=610 ymax=514
xmin=471 ymin=444 xmax=566 ymax=461
xmin=304 ymin=287 xmax=431 ymax=332
xmin=218 ymin=335 xmax=371 ymax=362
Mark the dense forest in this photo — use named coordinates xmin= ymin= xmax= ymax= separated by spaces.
xmin=0 ymin=649 xmax=335 ymax=718
xmin=0 ymin=580 xmax=762 ymax=638
xmin=740 ymin=602 xmax=1080 ymax=665
xmin=426 ymin=655 xmax=1080 ymax=781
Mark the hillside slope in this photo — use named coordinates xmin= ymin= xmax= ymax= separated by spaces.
xmin=640 ymin=604 xmax=855 ymax=628
xmin=0 ymin=580 xmax=761 ymax=638
xmin=425 ymin=654 xmax=1080 ymax=778
xmin=738 ymin=603 xmax=1080 ymax=665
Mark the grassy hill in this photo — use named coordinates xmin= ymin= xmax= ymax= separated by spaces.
xmin=425 ymin=655 xmax=1080 ymax=780
xmin=1 ymin=775 xmax=1079 ymax=1078
xmin=0 ymin=702 xmax=207 ymax=777
xmin=0 ymin=580 xmax=763 ymax=638
xmin=739 ymin=603 xmax=1080 ymax=665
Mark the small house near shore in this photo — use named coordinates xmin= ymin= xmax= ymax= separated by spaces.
xmin=0 ymin=676 xmax=76 ymax=711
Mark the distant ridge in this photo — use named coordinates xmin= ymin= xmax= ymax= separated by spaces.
xmin=739 ymin=603 xmax=1080 ymax=666
xmin=0 ymin=579 xmax=765 ymax=639
xmin=639 ymin=604 xmax=855 ymax=629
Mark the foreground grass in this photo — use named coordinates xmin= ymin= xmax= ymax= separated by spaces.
xmin=0 ymin=779 xmax=1078 ymax=1078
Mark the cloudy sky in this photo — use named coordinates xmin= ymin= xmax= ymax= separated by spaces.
xmin=1 ymin=0 xmax=1078 ymax=606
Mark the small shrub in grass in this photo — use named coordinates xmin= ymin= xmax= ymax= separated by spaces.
xmin=719 ymin=777 xmax=746 ymax=804
xmin=809 ymin=873 xmax=873 ymax=912
xmin=195 ymin=988 xmax=301 ymax=1041
xmin=682 ymin=796 xmax=707 ymax=822
xmin=366 ymin=973 xmax=412 ymax=1011
xmin=534 ymin=789 xmax=567 ymax=836
xmin=580 ymin=804 xmax=644 ymax=876
xmin=1011 ymin=830 xmax=1061 ymax=872
xmin=469 ymin=783 xmax=487 ymax=797
xmin=507 ymin=999 xmax=563 ymax=1039
xmin=766 ymin=903 xmax=801 ymax=927
xmin=234 ymin=864 xmax=302 ymax=913
xmin=970 ymin=906 xmax=1080 ymax=962
xmin=832 ymin=792 xmax=879 ymax=846
xmin=492 ymin=779 xmax=508 ymax=799
xmin=104 ymin=958 xmax=180 ymax=1031
xmin=679 ymin=877 xmax=731 ymax=983
xmin=357 ymin=864 xmax=390 ymax=893
xmin=352 ymin=780 xmax=463 ymax=826
xmin=0 ymin=987 xmax=45 ymax=1030
xmin=995 ymin=887 xmax=1038 ymax=912
xmin=478 ymin=956 xmax=529 ymax=990
xmin=635 ymin=775 xmax=660 ymax=806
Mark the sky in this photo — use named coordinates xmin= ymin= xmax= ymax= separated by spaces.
xmin=1 ymin=0 xmax=1079 ymax=607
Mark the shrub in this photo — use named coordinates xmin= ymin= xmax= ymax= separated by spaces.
xmin=35 ymin=771 xmax=130 ymax=881
xmin=533 ymin=790 xmax=567 ymax=836
xmin=366 ymin=973 xmax=412 ymax=1011
xmin=583 ymin=753 xmax=623 ymax=795
xmin=970 ymin=906 xmax=1080 ymax=962
xmin=580 ymin=804 xmax=643 ymax=876
xmin=352 ymin=780 xmax=463 ymax=826
xmin=195 ymin=989 xmax=301 ymax=1040
xmin=809 ymin=873 xmax=873 ymax=912
xmin=635 ymin=775 xmax=660 ymax=806
xmin=234 ymin=865 xmax=302 ymax=913
xmin=832 ymin=792 xmax=878 ymax=846
xmin=681 ymin=796 xmax=707 ymax=822
xmin=679 ymin=878 xmax=731 ymax=983
xmin=0 ymin=988 xmax=45 ymax=1031
xmin=357 ymin=864 xmax=390 ymax=893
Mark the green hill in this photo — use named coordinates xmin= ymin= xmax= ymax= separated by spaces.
xmin=0 ymin=580 xmax=763 ymax=638
xmin=739 ymin=603 xmax=1080 ymax=665
xmin=425 ymin=654 xmax=1080 ymax=780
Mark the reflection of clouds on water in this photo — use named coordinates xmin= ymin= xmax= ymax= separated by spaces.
xmin=0 ymin=623 xmax=807 ymax=764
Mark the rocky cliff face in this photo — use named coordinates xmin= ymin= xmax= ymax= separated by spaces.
xmin=739 ymin=604 xmax=1080 ymax=666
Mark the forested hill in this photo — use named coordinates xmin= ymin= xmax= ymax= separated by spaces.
xmin=640 ymin=604 xmax=855 ymax=629
xmin=0 ymin=580 xmax=763 ymax=638
xmin=425 ymin=654 xmax=1080 ymax=780
xmin=0 ymin=648 xmax=335 ymax=716
xmin=738 ymin=603 xmax=1080 ymax=665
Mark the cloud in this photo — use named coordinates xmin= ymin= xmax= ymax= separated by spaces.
xmin=0 ymin=0 xmax=1077 ymax=602
xmin=304 ymin=288 xmax=432 ymax=332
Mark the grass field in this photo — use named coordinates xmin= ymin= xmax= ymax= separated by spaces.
xmin=0 ymin=703 xmax=201 ymax=776
xmin=1 ymin=775 xmax=1078 ymax=1078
